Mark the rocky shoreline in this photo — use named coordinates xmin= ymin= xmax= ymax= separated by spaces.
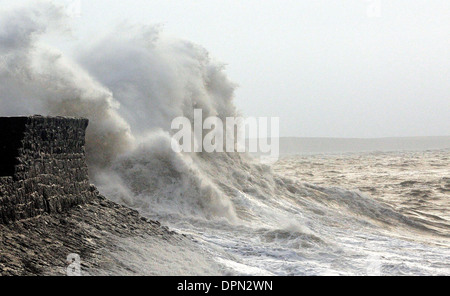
xmin=0 ymin=192 xmax=183 ymax=276
xmin=0 ymin=116 xmax=225 ymax=276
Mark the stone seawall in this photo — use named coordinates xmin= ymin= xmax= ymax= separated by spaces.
xmin=0 ymin=116 xmax=96 ymax=224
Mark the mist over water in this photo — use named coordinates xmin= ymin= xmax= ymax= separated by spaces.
xmin=0 ymin=2 xmax=448 ymax=275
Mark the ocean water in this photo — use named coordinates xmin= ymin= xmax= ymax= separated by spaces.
xmin=117 ymin=149 xmax=448 ymax=276
xmin=1 ymin=2 xmax=449 ymax=276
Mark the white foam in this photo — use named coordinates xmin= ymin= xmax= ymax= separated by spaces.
xmin=1 ymin=1 xmax=448 ymax=276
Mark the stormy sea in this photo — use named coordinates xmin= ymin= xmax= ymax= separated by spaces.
xmin=0 ymin=2 xmax=448 ymax=276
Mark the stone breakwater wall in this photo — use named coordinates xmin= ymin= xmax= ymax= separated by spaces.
xmin=0 ymin=116 xmax=96 ymax=224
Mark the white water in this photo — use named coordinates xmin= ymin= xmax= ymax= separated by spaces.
xmin=1 ymin=1 xmax=448 ymax=276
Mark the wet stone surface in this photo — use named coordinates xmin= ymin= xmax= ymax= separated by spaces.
xmin=0 ymin=194 xmax=179 ymax=275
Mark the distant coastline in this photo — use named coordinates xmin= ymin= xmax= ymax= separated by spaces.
xmin=247 ymin=136 xmax=450 ymax=156
xmin=279 ymin=136 xmax=450 ymax=155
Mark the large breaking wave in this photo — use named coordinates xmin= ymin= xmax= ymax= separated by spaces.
xmin=0 ymin=1 xmax=238 ymax=221
xmin=1 ymin=1 xmax=448 ymax=275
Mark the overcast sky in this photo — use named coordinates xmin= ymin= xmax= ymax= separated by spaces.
xmin=5 ymin=0 xmax=450 ymax=137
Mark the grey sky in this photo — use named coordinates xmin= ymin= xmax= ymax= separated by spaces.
xmin=5 ymin=0 xmax=450 ymax=137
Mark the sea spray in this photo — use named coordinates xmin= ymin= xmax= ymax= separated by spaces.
xmin=0 ymin=0 xmax=238 ymax=220
xmin=0 ymin=1 xmax=448 ymax=275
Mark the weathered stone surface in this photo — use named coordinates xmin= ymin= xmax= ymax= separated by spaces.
xmin=0 ymin=116 xmax=96 ymax=224
xmin=0 ymin=115 xmax=214 ymax=276
xmin=0 ymin=195 xmax=179 ymax=275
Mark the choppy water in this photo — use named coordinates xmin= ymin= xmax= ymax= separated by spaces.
xmin=275 ymin=149 xmax=450 ymax=237
xmin=131 ymin=149 xmax=449 ymax=276
xmin=1 ymin=2 xmax=448 ymax=276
